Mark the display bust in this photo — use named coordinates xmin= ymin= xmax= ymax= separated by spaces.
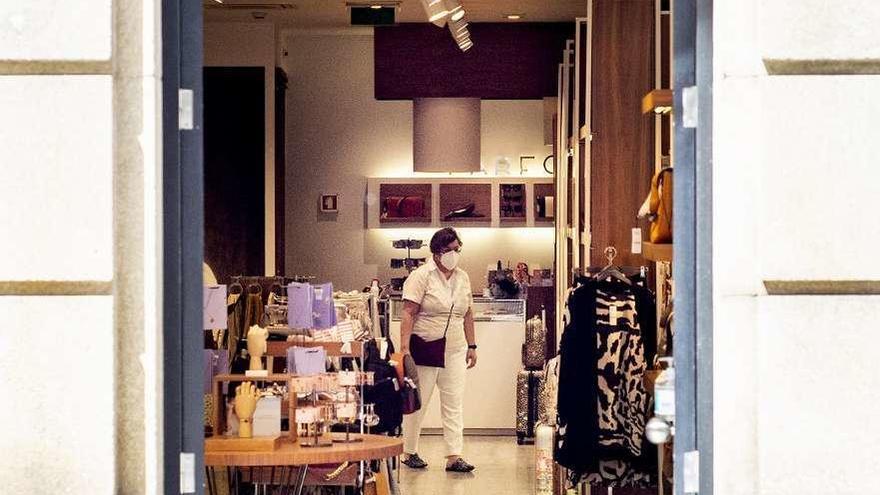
xmin=246 ymin=324 xmax=269 ymax=371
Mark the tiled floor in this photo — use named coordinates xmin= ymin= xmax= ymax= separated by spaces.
xmin=397 ymin=435 xmax=536 ymax=495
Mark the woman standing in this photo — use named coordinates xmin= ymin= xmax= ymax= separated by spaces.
xmin=400 ymin=227 xmax=478 ymax=473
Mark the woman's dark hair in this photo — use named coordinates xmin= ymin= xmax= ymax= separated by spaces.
xmin=429 ymin=227 xmax=462 ymax=254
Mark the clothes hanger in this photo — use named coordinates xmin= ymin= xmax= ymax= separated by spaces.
xmin=227 ymin=279 xmax=244 ymax=305
xmin=593 ymin=246 xmax=632 ymax=285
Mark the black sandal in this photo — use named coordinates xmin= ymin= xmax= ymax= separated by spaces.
xmin=402 ymin=453 xmax=428 ymax=469
xmin=445 ymin=458 xmax=475 ymax=473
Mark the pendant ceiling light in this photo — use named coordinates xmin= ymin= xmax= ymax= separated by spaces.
xmin=448 ymin=17 xmax=467 ymax=39
xmin=423 ymin=0 xmax=473 ymax=51
xmin=444 ymin=0 xmax=465 ymax=21
xmin=446 ymin=10 xmax=473 ymax=51
xmin=420 ymin=0 xmax=449 ymax=26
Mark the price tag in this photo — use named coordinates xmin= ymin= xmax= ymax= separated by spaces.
xmin=296 ymin=406 xmax=318 ymax=424
xmin=609 ymin=305 xmax=618 ymax=326
xmin=336 ymin=402 xmax=357 ymax=420
xmin=338 ymin=371 xmax=357 ymax=387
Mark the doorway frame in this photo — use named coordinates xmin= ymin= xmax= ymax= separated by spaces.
xmin=672 ymin=0 xmax=714 ymax=494
xmin=160 ymin=0 xmax=714 ymax=492
xmin=162 ymin=0 xmax=205 ymax=492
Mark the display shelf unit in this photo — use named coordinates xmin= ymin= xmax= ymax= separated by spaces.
xmin=641 ymin=89 xmax=673 ymax=115
xmin=642 ymin=241 xmax=673 ymax=262
xmin=366 ymin=176 xmax=554 ymax=229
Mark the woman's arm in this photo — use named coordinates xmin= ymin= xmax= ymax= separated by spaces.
xmin=464 ymin=307 xmax=477 ymax=368
xmin=400 ymin=300 xmax=421 ymax=355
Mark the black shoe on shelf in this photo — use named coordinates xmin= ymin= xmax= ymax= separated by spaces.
xmin=402 ymin=453 xmax=428 ymax=469
xmin=445 ymin=458 xmax=475 ymax=473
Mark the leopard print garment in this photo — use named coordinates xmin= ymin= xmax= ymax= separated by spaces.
xmin=595 ymin=289 xmax=648 ymax=457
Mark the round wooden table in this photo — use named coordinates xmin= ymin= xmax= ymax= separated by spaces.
xmin=205 ymin=434 xmax=403 ymax=495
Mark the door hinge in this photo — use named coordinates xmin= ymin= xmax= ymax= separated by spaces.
xmin=683 ymin=449 xmax=700 ymax=493
xmin=180 ymin=452 xmax=196 ymax=493
xmin=178 ymin=89 xmax=194 ymax=130
xmin=682 ymin=86 xmax=698 ymax=128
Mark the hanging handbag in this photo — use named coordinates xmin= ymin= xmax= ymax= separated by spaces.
xmin=648 ymin=167 xmax=673 ymax=243
xmin=383 ymin=196 xmax=426 ymax=218
xmin=409 ymin=304 xmax=454 ymax=368
xmin=400 ymin=354 xmax=422 ymax=415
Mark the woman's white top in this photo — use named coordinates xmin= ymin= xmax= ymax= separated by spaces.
xmin=402 ymin=259 xmax=473 ymax=349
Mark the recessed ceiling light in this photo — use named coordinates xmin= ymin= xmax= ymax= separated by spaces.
xmin=371 ymin=4 xmax=383 ymax=8
xmin=506 ymin=14 xmax=523 ymax=20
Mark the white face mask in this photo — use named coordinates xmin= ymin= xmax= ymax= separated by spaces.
xmin=439 ymin=251 xmax=461 ymax=271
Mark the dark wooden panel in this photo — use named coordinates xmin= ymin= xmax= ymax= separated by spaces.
xmin=375 ymin=23 xmax=575 ymax=100
xmin=589 ymin=0 xmax=655 ymax=267
xmin=204 ymin=67 xmax=265 ymax=283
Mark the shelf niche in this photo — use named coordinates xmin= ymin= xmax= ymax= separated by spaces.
xmin=439 ymin=183 xmax=491 ymax=224
xmin=500 ymin=183 xmax=527 ymax=222
xmin=534 ymin=182 xmax=555 ymax=224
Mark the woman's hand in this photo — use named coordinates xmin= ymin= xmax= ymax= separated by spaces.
xmin=466 ymin=349 xmax=477 ymax=369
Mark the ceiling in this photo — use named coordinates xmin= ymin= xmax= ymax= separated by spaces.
xmin=203 ymin=0 xmax=588 ymax=27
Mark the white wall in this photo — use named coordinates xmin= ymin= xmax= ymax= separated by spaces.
xmin=204 ymin=21 xmax=277 ymax=275
xmin=713 ymin=1 xmax=880 ymax=494
xmin=282 ymin=33 xmax=554 ymax=292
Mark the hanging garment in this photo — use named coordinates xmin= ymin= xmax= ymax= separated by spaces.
xmin=594 ymin=289 xmax=648 ymax=458
xmin=555 ymin=279 xmax=656 ymax=487
xmin=312 ymin=282 xmax=337 ymax=329
xmin=287 ymin=346 xmax=327 ymax=376
xmin=226 ymin=288 xmax=245 ymax=363
xmin=203 ymin=349 xmax=230 ymax=394
xmin=288 ymin=282 xmax=315 ymax=329
xmin=541 ymin=356 xmax=561 ymax=426
xmin=243 ymin=285 xmax=264 ymax=333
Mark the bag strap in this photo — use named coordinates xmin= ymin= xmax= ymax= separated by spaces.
xmin=442 ymin=303 xmax=455 ymax=339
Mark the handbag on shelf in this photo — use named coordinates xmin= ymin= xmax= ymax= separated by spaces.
xmin=647 ymin=167 xmax=673 ymax=243
xmin=383 ymin=196 xmax=425 ymax=218
xmin=409 ymin=304 xmax=454 ymax=368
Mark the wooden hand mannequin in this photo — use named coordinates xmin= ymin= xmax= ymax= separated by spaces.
xmin=234 ymin=381 xmax=260 ymax=438
xmin=246 ymin=324 xmax=269 ymax=371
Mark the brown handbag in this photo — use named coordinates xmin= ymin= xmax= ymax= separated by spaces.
xmin=648 ymin=167 xmax=673 ymax=243
xmin=409 ymin=304 xmax=454 ymax=368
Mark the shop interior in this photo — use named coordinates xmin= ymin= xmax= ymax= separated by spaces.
xmin=199 ymin=0 xmax=676 ymax=494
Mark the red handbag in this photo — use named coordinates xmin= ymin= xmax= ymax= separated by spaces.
xmin=384 ymin=196 xmax=425 ymax=218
